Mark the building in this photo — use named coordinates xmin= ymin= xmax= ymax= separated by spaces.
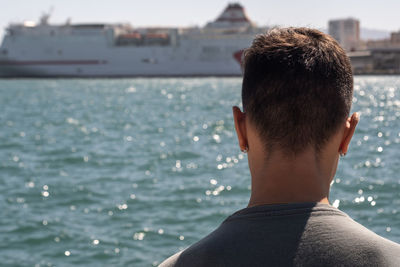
xmin=348 ymin=50 xmax=373 ymax=74
xmin=349 ymin=29 xmax=400 ymax=75
xmin=328 ymin=18 xmax=360 ymax=51
xmin=390 ymin=30 xmax=400 ymax=43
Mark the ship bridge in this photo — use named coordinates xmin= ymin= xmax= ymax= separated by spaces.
xmin=205 ymin=3 xmax=255 ymax=32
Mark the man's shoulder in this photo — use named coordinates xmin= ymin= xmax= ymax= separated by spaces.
xmin=159 ymin=251 xmax=183 ymax=267
xmin=160 ymin=228 xmax=227 ymax=267
xmin=295 ymin=211 xmax=400 ymax=266
xmin=159 ymin=204 xmax=400 ymax=266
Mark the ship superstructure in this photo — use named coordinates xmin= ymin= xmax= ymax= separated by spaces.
xmin=0 ymin=3 xmax=268 ymax=77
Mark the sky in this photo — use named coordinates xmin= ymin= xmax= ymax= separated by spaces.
xmin=0 ymin=0 xmax=399 ymax=37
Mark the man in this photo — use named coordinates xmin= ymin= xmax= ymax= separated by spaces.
xmin=160 ymin=28 xmax=400 ymax=266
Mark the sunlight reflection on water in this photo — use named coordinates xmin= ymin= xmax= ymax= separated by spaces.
xmin=0 ymin=77 xmax=399 ymax=266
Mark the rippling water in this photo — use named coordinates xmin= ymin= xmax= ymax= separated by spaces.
xmin=0 ymin=77 xmax=399 ymax=266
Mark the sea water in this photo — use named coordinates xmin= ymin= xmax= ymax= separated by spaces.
xmin=0 ymin=77 xmax=399 ymax=266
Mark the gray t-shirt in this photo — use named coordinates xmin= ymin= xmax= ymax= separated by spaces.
xmin=160 ymin=203 xmax=400 ymax=266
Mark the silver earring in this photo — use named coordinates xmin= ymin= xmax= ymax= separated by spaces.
xmin=340 ymin=151 xmax=346 ymax=157
xmin=241 ymin=146 xmax=248 ymax=153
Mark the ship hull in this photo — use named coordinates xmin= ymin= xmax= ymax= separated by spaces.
xmin=0 ymin=34 xmax=248 ymax=77
xmin=0 ymin=63 xmax=243 ymax=78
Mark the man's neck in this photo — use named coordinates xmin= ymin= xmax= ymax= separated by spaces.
xmin=247 ymin=149 xmax=333 ymax=208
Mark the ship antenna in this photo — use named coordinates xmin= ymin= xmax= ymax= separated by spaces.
xmin=40 ymin=6 xmax=54 ymax=25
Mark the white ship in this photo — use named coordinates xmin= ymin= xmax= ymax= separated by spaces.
xmin=0 ymin=3 xmax=268 ymax=77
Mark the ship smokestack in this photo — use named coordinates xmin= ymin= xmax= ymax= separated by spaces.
xmin=205 ymin=3 xmax=253 ymax=29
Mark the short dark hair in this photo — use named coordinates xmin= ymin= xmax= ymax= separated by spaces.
xmin=242 ymin=27 xmax=353 ymax=155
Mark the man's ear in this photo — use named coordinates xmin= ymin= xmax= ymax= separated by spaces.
xmin=339 ymin=112 xmax=359 ymax=155
xmin=232 ymin=106 xmax=248 ymax=151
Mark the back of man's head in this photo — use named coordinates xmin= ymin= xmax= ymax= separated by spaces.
xmin=242 ymin=27 xmax=353 ymax=155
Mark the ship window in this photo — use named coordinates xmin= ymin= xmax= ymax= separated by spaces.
xmin=1 ymin=49 xmax=8 ymax=55
xmin=142 ymin=58 xmax=158 ymax=64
